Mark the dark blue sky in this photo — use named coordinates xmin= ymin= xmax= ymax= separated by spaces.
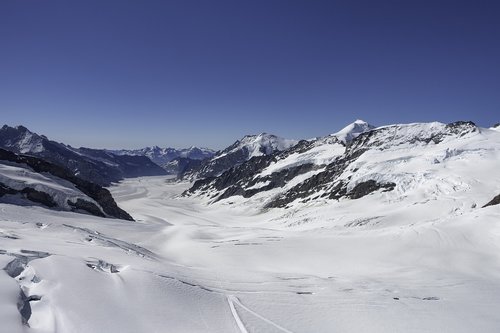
xmin=1 ymin=0 xmax=499 ymax=149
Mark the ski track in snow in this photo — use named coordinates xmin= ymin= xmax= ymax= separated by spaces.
xmin=227 ymin=295 xmax=295 ymax=333
xmin=227 ymin=296 xmax=249 ymax=333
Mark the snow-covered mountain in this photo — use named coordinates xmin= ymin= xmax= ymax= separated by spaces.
xmin=111 ymin=146 xmax=216 ymax=168
xmin=185 ymin=120 xmax=500 ymax=211
xmin=0 ymin=125 xmax=166 ymax=186
xmin=184 ymin=120 xmax=371 ymax=198
xmin=182 ymin=133 xmax=298 ymax=180
xmin=332 ymin=119 xmax=375 ymax=143
xmin=1 ymin=119 xmax=500 ymax=332
xmin=0 ymin=148 xmax=133 ymax=220
xmin=163 ymin=156 xmax=205 ymax=175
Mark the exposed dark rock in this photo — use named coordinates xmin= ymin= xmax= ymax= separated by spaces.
xmin=192 ymin=147 xmax=250 ymax=179
xmin=0 ymin=182 xmax=56 ymax=208
xmin=164 ymin=157 xmax=204 ymax=177
xmin=185 ymin=121 xmax=480 ymax=208
xmin=181 ymin=133 xmax=297 ymax=180
xmin=4 ymin=256 xmax=29 ymax=278
xmin=0 ymin=148 xmax=133 ymax=220
xmin=0 ymin=182 xmax=18 ymax=196
xmin=444 ymin=121 xmax=477 ymax=137
xmin=86 ymin=259 xmax=120 ymax=273
xmin=218 ymin=163 xmax=316 ymax=201
xmin=186 ymin=155 xmax=274 ymax=195
xmin=3 ymin=251 xmax=50 ymax=327
xmin=21 ymin=188 xmax=57 ymax=207
xmin=348 ymin=180 xmax=396 ymax=199
xmin=483 ymin=194 xmax=500 ymax=208
xmin=265 ymin=154 xmax=358 ymax=208
xmin=68 ymin=199 xmax=105 ymax=217
xmin=18 ymin=289 xmax=31 ymax=326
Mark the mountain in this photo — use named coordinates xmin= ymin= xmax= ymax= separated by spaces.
xmin=111 ymin=146 xmax=216 ymax=168
xmin=332 ymin=119 xmax=375 ymax=143
xmin=163 ymin=156 xmax=205 ymax=175
xmin=0 ymin=148 xmax=133 ymax=220
xmin=185 ymin=121 xmax=499 ymax=210
xmin=182 ymin=133 xmax=298 ymax=180
xmin=1 ymin=120 xmax=500 ymax=332
xmin=0 ymin=125 xmax=166 ymax=186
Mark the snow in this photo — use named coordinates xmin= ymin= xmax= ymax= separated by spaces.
xmin=258 ymin=139 xmax=344 ymax=177
xmin=0 ymin=162 xmax=103 ymax=211
xmin=0 ymin=168 xmax=499 ymax=332
xmin=332 ymin=119 xmax=374 ymax=143
xmin=213 ymin=133 xmax=297 ymax=160
xmin=6 ymin=130 xmax=45 ymax=154
xmin=1 ymin=122 xmax=500 ymax=332
xmin=111 ymin=146 xmax=216 ymax=166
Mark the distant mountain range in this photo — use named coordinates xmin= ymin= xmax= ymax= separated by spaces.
xmin=0 ymin=125 xmax=166 ymax=186
xmin=1 ymin=119 xmax=499 ymax=218
xmin=110 ymin=146 xmax=216 ymax=168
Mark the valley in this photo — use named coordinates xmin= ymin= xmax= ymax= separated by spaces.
xmin=0 ymin=173 xmax=499 ymax=332
xmin=1 ymin=120 xmax=499 ymax=332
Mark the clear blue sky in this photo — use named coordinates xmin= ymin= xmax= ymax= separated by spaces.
xmin=1 ymin=0 xmax=499 ymax=149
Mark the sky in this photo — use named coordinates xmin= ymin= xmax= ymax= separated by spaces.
xmin=0 ymin=0 xmax=499 ymax=149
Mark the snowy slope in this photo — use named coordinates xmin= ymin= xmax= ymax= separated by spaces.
xmin=185 ymin=120 xmax=373 ymax=202
xmin=0 ymin=162 xmax=99 ymax=211
xmin=331 ymin=119 xmax=375 ymax=143
xmin=186 ymin=121 xmax=498 ymax=212
xmin=0 ymin=149 xmax=133 ymax=220
xmin=1 ymin=120 xmax=500 ymax=333
xmin=213 ymin=133 xmax=297 ymax=161
xmin=1 ymin=168 xmax=499 ymax=332
xmin=0 ymin=125 xmax=47 ymax=154
xmin=185 ymin=133 xmax=298 ymax=180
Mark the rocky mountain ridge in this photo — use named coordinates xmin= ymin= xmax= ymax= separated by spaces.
xmin=185 ymin=120 xmax=499 ymax=210
xmin=0 ymin=125 xmax=166 ymax=186
xmin=111 ymin=145 xmax=216 ymax=169
xmin=0 ymin=148 xmax=133 ymax=220
xmin=181 ymin=133 xmax=298 ymax=180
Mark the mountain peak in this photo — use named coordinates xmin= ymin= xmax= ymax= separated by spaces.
xmin=15 ymin=125 xmax=30 ymax=132
xmin=333 ymin=120 xmax=375 ymax=143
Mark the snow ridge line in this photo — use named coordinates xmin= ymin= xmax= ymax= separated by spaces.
xmin=227 ymin=295 xmax=295 ymax=333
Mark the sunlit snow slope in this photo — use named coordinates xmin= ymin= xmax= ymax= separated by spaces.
xmin=1 ymin=121 xmax=500 ymax=333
